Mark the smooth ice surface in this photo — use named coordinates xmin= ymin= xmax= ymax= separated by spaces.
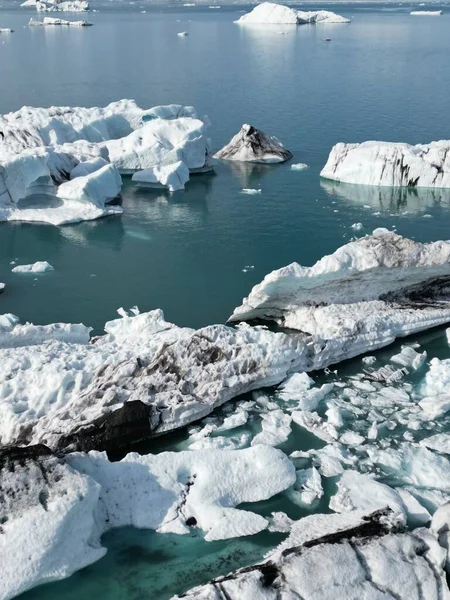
xmin=321 ymin=140 xmax=450 ymax=188
xmin=132 ymin=161 xmax=190 ymax=192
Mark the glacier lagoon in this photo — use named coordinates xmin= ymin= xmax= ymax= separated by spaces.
xmin=2 ymin=2 xmax=450 ymax=599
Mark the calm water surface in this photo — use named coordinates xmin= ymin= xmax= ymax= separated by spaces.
xmin=1 ymin=2 xmax=450 ymax=598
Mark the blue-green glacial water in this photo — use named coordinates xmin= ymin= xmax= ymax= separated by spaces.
xmin=1 ymin=2 xmax=450 ymax=598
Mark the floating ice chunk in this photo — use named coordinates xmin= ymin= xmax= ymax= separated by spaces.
xmin=241 ymin=188 xmax=262 ymax=195
xmin=292 ymin=410 xmax=339 ymax=442
xmin=289 ymin=467 xmax=323 ymax=506
xmin=350 ymin=222 xmax=363 ymax=231
xmin=330 ymin=470 xmax=407 ymax=523
xmin=189 ymin=432 xmax=251 ymax=451
xmin=321 ymin=140 xmax=450 ymax=188
xmin=177 ymin=31 xmax=189 ymax=36
xmin=32 ymin=0 xmax=89 ymax=11
xmin=0 ymin=283 xmax=5 ymax=293
xmin=421 ymin=433 xmax=450 ymax=455
xmin=0 ymin=28 xmax=14 ymax=33
xmin=29 ymin=17 xmax=92 ymax=26
xmin=268 ymin=511 xmax=294 ymax=533
xmin=362 ymin=355 xmax=377 ymax=365
xmin=397 ymin=488 xmax=431 ymax=525
xmin=11 ymin=261 xmax=54 ymax=273
xmin=215 ymin=410 xmax=249 ymax=433
xmin=215 ymin=124 xmax=292 ymax=164
xmin=297 ymin=9 xmax=350 ymax=23
xmin=367 ymin=443 xmax=450 ymax=490
xmin=251 ymin=409 xmax=292 ymax=446
xmin=132 ymin=161 xmax=190 ymax=192
xmin=390 ymin=345 xmax=427 ymax=370
xmin=291 ymin=163 xmax=308 ymax=171
xmin=278 ymin=371 xmax=314 ymax=394
xmin=312 ymin=443 xmax=355 ymax=477
xmin=325 ymin=404 xmax=344 ymax=428
xmin=411 ymin=10 xmax=442 ymax=15
xmin=339 ymin=431 xmax=365 ymax=446
xmin=419 ymin=395 xmax=450 ymax=420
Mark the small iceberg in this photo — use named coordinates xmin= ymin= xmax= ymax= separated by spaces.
xmin=291 ymin=163 xmax=308 ymax=170
xmin=215 ymin=124 xmax=292 ymax=163
xmin=28 ymin=0 xmax=90 ymax=11
xmin=241 ymin=188 xmax=262 ymax=195
xmin=235 ymin=2 xmax=350 ymax=25
xmin=12 ymin=261 xmax=54 ymax=273
xmin=29 ymin=16 xmax=92 ymax=25
xmin=177 ymin=31 xmax=189 ymax=36
xmin=410 ymin=10 xmax=442 ymax=15
xmin=0 ymin=28 xmax=14 ymax=33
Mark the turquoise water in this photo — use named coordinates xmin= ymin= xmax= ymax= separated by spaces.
xmin=2 ymin=3 xmax=450 ymax=598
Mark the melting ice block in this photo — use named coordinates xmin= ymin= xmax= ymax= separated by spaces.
xmin=214 ymin=124 xmax=292 ymax=164
xmin=321 ymin=140 xmax=450 ymax=188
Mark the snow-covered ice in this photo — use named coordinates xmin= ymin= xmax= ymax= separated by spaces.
xmin=175 ymin=509 xmax=448 ymax=600
xmin=230 ymin=229 xmax=450 ymax=363
xmin=11 ymin=261 xmax=54 ymax=273
xmin=214 ymin=124 xmax=292 ymax=164
xmin=0 ymin=445 xmax=295 ymax=599
xmin=321 ymin=140 xmax=450 ymax=188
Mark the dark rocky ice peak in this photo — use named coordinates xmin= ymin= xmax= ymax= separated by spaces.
xmin=214 ymin=124 xmax=293 ymax=164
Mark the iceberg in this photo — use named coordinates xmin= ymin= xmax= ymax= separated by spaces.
xmin=214 ymin=124 xmax=292 ymax=164
xmin=0 ymin=100 xmax=212 ymax=224
xmin=321 ymin=140 xmax=450 ymax=188
xmin=230 ymin=229 xmax=450 ymax=360
xmin=0 ymin=444 xmax=295 ymax=599
xmin=0 ymin=283 xmax=5 ymax=294
xmin=175 ymin=509 xmax=449 ymax=600
xmin=29 ymin=16 xmax=92 ymax=25
xmin=0 ymin=28 xmax=14 ymax=33
xmin=11 ymin=261 xmax=54 ymax=273
xmin=235 ymin=2 xmax=350 ymax=25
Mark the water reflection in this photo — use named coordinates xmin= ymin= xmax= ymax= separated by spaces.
xmin=321 ymin=179 xmax=450 ymax=215
xmin=225 ymin=160 xmax=285 ymax=189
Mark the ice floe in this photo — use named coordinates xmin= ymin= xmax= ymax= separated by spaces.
xmin=0 ymin=444 xmax=295 ymax=599
xmin=11 ymin=261 xmax=54 ymax=273
xmin=214 ymin=124 xmax=292 ymax=164
xmin=291 ymin=162 xmax=308 ymax=170
xmin=321 ymin=140 xmax=450 ymax=188
xmin=411 ymin=10 xmax=442 ymax=15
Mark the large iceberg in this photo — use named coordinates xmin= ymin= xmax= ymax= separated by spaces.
xmin=214 ymin=124 xmax=292 ymax=164
xmin=235 ymin=2 xmax=350 ymax=25
xmin=174 ymin=509 xmax=449 ymax=599
xmin=230 ymin=229 xmax=450 ymax=356
xmin=0 ymin=100 xmax=213 ymax=224
xmin=21 ymin=0 xmax=90 ymax=11
xmin=321 ymin=140 xmax=450 ymax=188
xmin=0 ymin=444 xmax=295 ymax=599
